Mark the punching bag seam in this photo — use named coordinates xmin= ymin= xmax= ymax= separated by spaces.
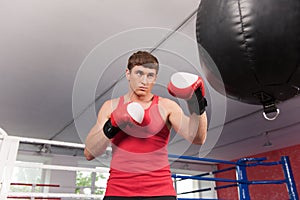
xmin=237 ymin=0 xmax=260 ymax=85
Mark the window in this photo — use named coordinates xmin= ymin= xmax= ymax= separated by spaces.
xmin=75 ymin=171 xmax=109 ymax=195
xmin=10 ymin=166 xmax=42 ymax=192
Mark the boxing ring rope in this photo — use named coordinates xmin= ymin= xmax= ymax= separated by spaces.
xmin=1 ymin=133 xmax=299 ymax=200
xmin=8 ymin=198 xmax=60 ymax=200
xmin=0 ymin=127 xmax=8 ymax=136
xmin=8 ymin=192 xmax=103 ymax=199
xmin=10 ymin=183 xmax=60 ymax=188
xmin=8 ymin=183 xmax=61 ymax=199
xmin=13 ymin=161 xmax=109 ymax=173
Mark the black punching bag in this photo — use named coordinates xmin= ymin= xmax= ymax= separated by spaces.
xmin=196 ymin=0 xmax=300 ymax=116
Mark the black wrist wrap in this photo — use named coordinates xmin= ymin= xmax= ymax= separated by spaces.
xmin=187 ymin=88 xmax=207 ymax=115
xmin=103 ymin=118 xmax=120 ymax=139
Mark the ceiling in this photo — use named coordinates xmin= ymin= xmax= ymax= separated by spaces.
xmin=1 ymin=0 xmax=300 ymax=165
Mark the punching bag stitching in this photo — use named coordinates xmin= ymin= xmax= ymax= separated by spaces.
xmin=237 ymin=0 xmax=260 ymax=85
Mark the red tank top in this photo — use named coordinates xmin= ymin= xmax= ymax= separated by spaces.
xmin=105 ymin=95 xmax=176 ymax=197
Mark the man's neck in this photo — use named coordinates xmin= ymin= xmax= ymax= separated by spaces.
xmin=126 ymin=93 xmax=154 ymax=103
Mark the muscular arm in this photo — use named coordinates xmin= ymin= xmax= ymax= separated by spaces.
xmin=166 ymin=99 xmax=207 ymax=144
xmin=84 ymin=100 xmax=112 ymax=160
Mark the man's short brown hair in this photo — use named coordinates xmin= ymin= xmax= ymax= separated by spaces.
xmin=127 ymin=51 xmax=159 ymax=73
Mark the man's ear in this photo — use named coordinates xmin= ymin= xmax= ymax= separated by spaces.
xmin=125 ymin=69 xmax=130 ymax=81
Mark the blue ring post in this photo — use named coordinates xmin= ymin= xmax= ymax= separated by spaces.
xmin=236 ymin=160 xmax=250 ymax=200
xmin=281 ymin=156 xmax=299 ymax=200
xmin=170 ymin=154 xmax=298 ymax=199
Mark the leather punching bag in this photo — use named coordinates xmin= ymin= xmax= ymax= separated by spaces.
xmin=196 ymin=0 xmax=300 ymax=117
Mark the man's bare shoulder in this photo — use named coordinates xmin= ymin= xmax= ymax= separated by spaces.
xmin=99 ymin=97 xmax=120 ymax=114
xmin=104 ymin=98 xmax=119 ymax=105
xmin=158 ymin=96 xmax=179 ymax=109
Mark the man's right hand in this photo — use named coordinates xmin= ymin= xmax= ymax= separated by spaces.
xmin=103 ymin=102 xmax=144 ymax=139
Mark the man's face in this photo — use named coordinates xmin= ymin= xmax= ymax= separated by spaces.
xmin=126 ymin=65 xmax=157 ymax=96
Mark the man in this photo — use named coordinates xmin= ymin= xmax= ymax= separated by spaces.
xmin=84 ymin=51 xmax=208 ymax=200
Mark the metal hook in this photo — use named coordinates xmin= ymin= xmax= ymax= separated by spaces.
xmin=263 ymin=108 xmax=280 ymax=121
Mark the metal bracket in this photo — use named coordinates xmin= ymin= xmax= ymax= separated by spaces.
xmin=262 ymin=101 xmax=280 ymax=121
xmin=253 ymin=92 xmax=280 ymax=120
